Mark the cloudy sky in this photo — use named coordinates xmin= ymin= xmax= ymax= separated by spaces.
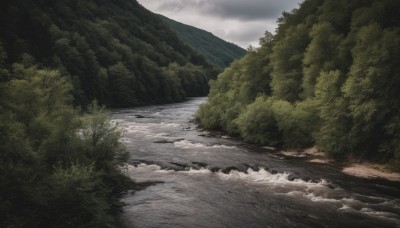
xmin=137 ymin=0 xmax=303 ymax=48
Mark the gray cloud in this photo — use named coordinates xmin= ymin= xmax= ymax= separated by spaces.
xmin=153 ymin=0 xmax=300 ymax=20
xmin=202 ymin=0 xmax=301 ymax=21
xmin=138 ymin=0 xmax=303 ymax=48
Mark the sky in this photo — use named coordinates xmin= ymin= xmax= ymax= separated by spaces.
xmin=137 ymin=0 xmax=303 ymax=48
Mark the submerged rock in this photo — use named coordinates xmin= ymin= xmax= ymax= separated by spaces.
xmin=192 ymin=162 xmax=208 ymax=168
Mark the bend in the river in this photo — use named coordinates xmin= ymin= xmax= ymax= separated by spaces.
xmin=114 ymin=98 xmax=400 ymax=228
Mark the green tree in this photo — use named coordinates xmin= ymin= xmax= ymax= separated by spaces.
xmin=79 ymin=102 xmax=128 ymax=172
xmin=343 ymin=24 xmax=400 ymax=158
xmin=314 ymin=70 xmax=352 ymax=157
xmin=0 ymin=43 xmax=9 ymax=81
xmin=270 ymin=24 xmax=310 ymax=102
xmin=0 ymin=64 xmax=131 ymax=226
xmin=108 ymin=62 xmax=138 ymax=107
xmin=302 ymin=22 xmax=342 ymax=98
xmin=235 ymin=97 xmax=281 ymax=145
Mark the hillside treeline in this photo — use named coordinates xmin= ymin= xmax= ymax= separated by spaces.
xmin=197 ymin=0 xmax=400 ymax=170
xmin=161 ymin=15 xmax=246 ymax=69
xmin=0 ymin=0 xmax=223 ymax=226
xmin=0 ymin=0 xmax=218 ymax=108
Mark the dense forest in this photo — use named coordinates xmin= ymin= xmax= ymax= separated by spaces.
xmin=0 ymin=62 xmax=131 ymax=226
xmin=197 ymin=0 xmax=400 ymax=171
xmin=161 ymin=15 xmax=246 ymax=69
xmin=0 ymin=0 xmax=219 ymax=108
xmin=0 ymin=0 xmax=224 ymax=226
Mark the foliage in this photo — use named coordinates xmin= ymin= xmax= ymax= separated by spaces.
xmin=0 ymin=64 xmax=131 ymax=227
xmin=196 ymin=36 xmax=274 ymax=134
xmin=235 ymin=97 xmax=281 ymax=145
xmin=161 ymin=15 xmax=246 ymax=69
xmin=0 ymin=0 xmax=218 ymax=108
xmin=197 ymin=0 xmax=400 ymax=169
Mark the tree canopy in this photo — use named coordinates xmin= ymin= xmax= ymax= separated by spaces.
xmin=0 ymin=0 xmax=218 ymax=108
xmin=197 ymin=0 xmax=400 ymax=170
xmin=0 ymin=63 xmax=131 ymax=226
xmin=161 ymin=15 xmax=246 ymax=69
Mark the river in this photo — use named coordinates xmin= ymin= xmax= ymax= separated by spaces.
xmin=113 ymin=98 xmax=400 ymax=228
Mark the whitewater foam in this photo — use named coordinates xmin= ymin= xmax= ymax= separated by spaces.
xmin=338 ymin=206 xmax=400 ymax=224
xmin=282 ymin=188 xmax=400 ymax=223
xmin=127 ymin=163 xmax=212 ymax=175
xmin=160 ymin=122 xmax=181 ymax=128
xmin=182 ymin=167 xmax=212 ymax=174
xmin=217 ymin=168 xmax=329 ymax=189
xmin=174 ymin=140 xmax=237 ymax=150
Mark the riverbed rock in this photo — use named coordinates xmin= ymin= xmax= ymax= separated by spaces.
xmin=222 ymin=166 xmax=239 ymax=174
xmin=154 ymin=140 xmax=174 ymax=144
xmin=243 ymin=164 xmax=260 ymax=172
xmin=287 ymin=173 xmax=301 ymax=181
xmin=192 ymin=162 xmax=208 ymax=168
xmin=154 ymin=138 xmax=184 ymax=144
xmin=209 ymin=167 xmax=221 ymax=172
xmin=169 ymin=162 xmax=189 ymax=170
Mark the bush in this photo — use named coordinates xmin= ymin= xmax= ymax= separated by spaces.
xmin=235 ymin=97 xmax=281 ymax=146
xmin=0 ymin=65 xmax=131 ymax=227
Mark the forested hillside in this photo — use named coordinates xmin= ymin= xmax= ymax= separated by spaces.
xmin=197 ymin=0 xmax=400 ymax=170
xmin=0 ymin=0 xmax=221 ymax=226
xmin=161 ymin=15 xmax=246 ymax=69
xmin=0 ymin=0 xmax=218 ymax=108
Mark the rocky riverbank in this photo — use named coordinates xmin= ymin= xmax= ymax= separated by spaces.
xmin=278 ymin=147 xmax=400 ymax=182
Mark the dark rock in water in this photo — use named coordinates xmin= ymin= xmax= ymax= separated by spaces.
xmin=236 ymin=164 xmax=249 ymax=173
xmin=310 ymin=178 xmax=322 ymax=183
xmin=325 ymin=183 xmax=336 ymax=189
xmin=192 ymin=162 xmax=208 ymax=168
xmin=154 ymin=138 xmax=184 ymax=144
xmin=287 ymin=173 xmax=314 ymax=182
xmin=302 ymin=177 xmax=311 ymax=182
xmin=169 ymin=162 xmax=189 ymax=169
xmin=269 ymin=169 xmax=278 ymax=174
xmin=130 ymin=159 xmax=152 ymax=166
xmin=135 ymin=115 xmax=146 ymax=118
xmin=198 ymin=134 xmax=214 ymax=138
xmin=210 ymin=167 xmax=221 ymax=172
xmin=287 ymin=173 xmax=312 ymax=182
xmin=222 ymin=166 xmax=239 ymax=174
xmin=288 ymin=174 xmax=300 ymax=181
xmin=154 ymin=140 xmax=175 ymax=144
xmin=243 ymin=164 xmax=259 ymax=172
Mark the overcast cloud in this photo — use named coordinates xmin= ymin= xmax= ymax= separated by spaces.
xmin=137 ymin=0 xmax=303 ymax=48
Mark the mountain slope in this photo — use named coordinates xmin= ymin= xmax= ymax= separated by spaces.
xmin=160 ymin=15 xmax=246 ymax=69
xmin=0 ymin=0 xmax=218 ymax=107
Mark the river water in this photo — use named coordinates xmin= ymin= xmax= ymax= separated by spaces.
xmin=114 ymin=98 xmax=400 ymax=228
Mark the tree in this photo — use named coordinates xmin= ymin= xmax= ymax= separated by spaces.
xmin=314 ymin=70 xmax=352 ymax=157
xmin=0 ymin=43 xmax=9 ymax=81
xmin=259 ymin=30 xmax=274 ymax=47
xmin=108 ymin=62 xmax=138 ymax=107
xmin=235 ymin=97 xmax=281 ymax=145
xmin=0 ymin=64 xmax=131 ymax=226
xmin=302 ymin=22 xmax=343 ymax=98
xmin=270 ymin=24 xmax=310 ymax=102
xmin=343 ymin=24 xmax=400 ymax=158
